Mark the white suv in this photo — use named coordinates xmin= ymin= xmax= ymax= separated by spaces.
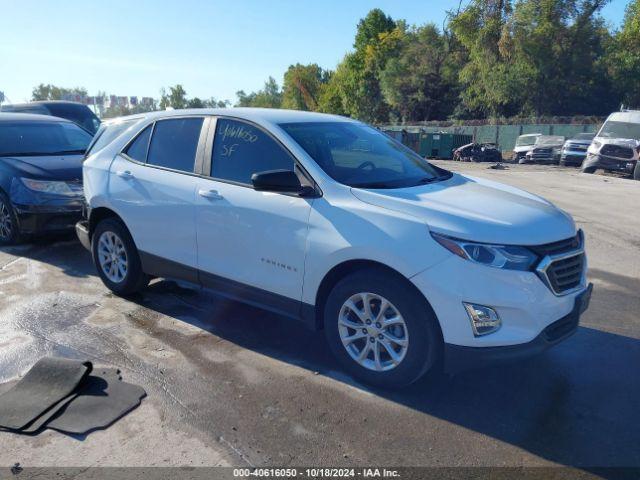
xmin=78 ymin=109 xmax=592 ymax=387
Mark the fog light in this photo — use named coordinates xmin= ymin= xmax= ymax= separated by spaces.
xmin=463 ymin=303 xmax=502 ymax=336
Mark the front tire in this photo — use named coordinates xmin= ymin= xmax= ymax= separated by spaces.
xmin=323 ymin=269 xmax=442 ymax=388
xmin=92 ymin=218 xmax=149 ymax=295
xmin=634 ymin=162 xmax=640 ymax=180
xmin=0 ymin=193 xmax=21 ymax=246
xmin=582 ymin=166 xmax=596 ymax=174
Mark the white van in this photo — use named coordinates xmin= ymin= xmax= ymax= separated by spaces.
xmin=583 ymin=110 xmax=640 ymax=180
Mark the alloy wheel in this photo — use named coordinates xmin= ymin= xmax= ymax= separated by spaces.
xmin=338 ymin=292 xmax=409 ymax=372
xmin=0 ymin=201 xmax=13 ymax=240
xmin=97 ymin=231 xmax=128 ymax=283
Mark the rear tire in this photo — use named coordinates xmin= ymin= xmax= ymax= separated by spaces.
xmin=0 ymin=193 xmax=21 ymax=246
xmin=92 ymin=218 xmax=149 ymax=295
xmin=323 ymin=268 xmax=442 ymax=388
xmin=582 ymin=166 xmax=596 ymax=174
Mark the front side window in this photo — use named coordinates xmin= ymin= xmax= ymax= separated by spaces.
xmin=0 ymin=121 xmax=92 ymax=156
xmin=147 ymin=118 xmax=203 ymax=173
xmin=211 ymin=119 xmax=294 ymax=184
xmin=280 ymin=122 xmax=448 ymax=189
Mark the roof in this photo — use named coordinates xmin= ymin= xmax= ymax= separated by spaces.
xmin=113 ymin=108 xmax=355 ymax=125
xmin=0 ymin=112 xmax=73 ymax=123
xmin=608 ymin=111 xmax=640 ymax=123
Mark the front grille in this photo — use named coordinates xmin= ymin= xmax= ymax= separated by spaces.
xmin=566 ymin=143 xmax=588 ymax=151
xmin=543 ymin=311 xmax=579 ymax=342
xmin=545 ymin=253 xmax=585 ymax=294
xmin=532 ymin=232 xmax=586 ymax=295
xmin=600 ymin=144 xmax=634 ymax=159
xmin=530 ymin=234 xmax=581 ymax=257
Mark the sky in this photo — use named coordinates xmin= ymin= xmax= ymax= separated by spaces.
xmin=0 ymin=0 xmax=630 ymax=105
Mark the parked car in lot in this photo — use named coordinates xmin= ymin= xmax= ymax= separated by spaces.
xmin=78 ymin=108 xmax=591 ymax=387
xmin=0 ymin=113 xmax=91 ymax=245
xmin=582 ymin=110 xmax=640 ymax=180
xmin=453 ymin=142 xmax=502 ymax=163
xmin=522 ymin=135 xmax=566 ymax=164
xmin=512 ymin=133 xmax=541 ymax=162
xmin=1 ymin=101 xmax=101 ymax=135
xmin=560 ymin=133 xmax=595 ymax=167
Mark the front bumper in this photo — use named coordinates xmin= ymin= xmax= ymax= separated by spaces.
xmin=14 ymin=204 xmax=83 ymax=235
xmin=444 ymin=283 xmax=592 ymax=373
xmin=583 ymin=153 xmax=636 ymax=173
xmin=560 ymin=152 xmax=587 ymax=166
xmin=76 ymin=220 xmax=91 ymax=251
xmin=410 ymin=251 xmax=590 ymax=371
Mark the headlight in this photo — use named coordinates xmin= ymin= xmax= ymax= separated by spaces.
xmin=431 ymin=232 xmax=538 ymax=271
xmin=20 ymin=178 xmax=76 ymax=196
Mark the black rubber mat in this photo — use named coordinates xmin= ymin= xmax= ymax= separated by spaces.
xmin=47 ymin=368 xmax=146 ymax=434
xmin=0 ymin=358 xmax=92 ymax=430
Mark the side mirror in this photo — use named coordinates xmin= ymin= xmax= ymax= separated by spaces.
xmin=251 ymin=169 xmax=305 ymax=194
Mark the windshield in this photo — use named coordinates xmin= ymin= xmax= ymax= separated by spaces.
xmin=0 ymin=121 xmax=92 ymax=156
xmin=598 ymin=120 xmax=640 ymax=140
xmin=280 ymin=122 xmax=450 ymax=189
xmin=515 ymin=135 xmax=539 ymax=147
xmin=572 ymin=133 xmax=595 ymax=141
xmin=535 ymin=136 xmax=565 ymax=146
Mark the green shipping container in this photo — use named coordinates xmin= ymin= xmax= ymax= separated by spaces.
xmin=419 ymin=132 xmax=473 ymax=159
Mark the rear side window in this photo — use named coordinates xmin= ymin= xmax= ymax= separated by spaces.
xmin=125 ymin=126 xmax=152 ymax=162
xmin=147 ymin=118 xmax=203 ymax=173
xmin=211 ymin=119 xmax=294 ymax=184
xmin=87 ymin=120 xmax=136 ymax=156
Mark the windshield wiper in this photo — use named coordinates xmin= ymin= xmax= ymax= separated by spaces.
xmin=48 ymin=149 xmax=87 ymax=155
xmin=417 ymin=173 xmax=451 ymax=185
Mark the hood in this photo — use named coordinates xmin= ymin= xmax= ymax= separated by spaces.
xmin=594 ymin=137 xmax=640 ymax=148
xmin=513 ymin=145 xmax=534 ymax=153
xmin=350 ymin=173 xmax=576 ymax=245
xmin=0 ymin=155 xmax=84 ymax=181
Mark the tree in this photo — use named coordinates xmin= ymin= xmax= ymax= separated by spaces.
xmin=282 ymin=64 xmax=328 ymax=111
xmin=380 ymin=24 xmax=459 ymax=122
xmin=235 ymin=76 xmax=282 ymax=108
xmin=609 ymin=0 xmax=640 ymax=108
xmin=159 ymin=84 xmax=188 ymax=109
xmin=318 ymin=9 xmax=398 ymax=122
xmin=354 ymin=8 xmax=396 ymax=51
xmin=32 ymin=84 xmax=87 ymax=101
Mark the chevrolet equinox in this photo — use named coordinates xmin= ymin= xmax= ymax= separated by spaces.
xmin=77 ymin=109 xmax=592 ymax=387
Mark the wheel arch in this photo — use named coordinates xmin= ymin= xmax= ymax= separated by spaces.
xmin=89 ymin=206 xmax=125 ymax=239
xmin=313 ymin=259 xmax=442 ymax=340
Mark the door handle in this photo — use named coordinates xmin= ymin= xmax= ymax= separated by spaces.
xmin=116 ymin=170 xmax=134 ymax=179
xmin=198 ymin=189 xmax=224 ymax=200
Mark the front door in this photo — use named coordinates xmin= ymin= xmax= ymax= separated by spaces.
xmin=195 ymin=118 xmax=314 ymax=315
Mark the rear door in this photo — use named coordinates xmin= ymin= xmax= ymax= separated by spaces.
xmin=108 ymin=117 xmax=209 ymax=279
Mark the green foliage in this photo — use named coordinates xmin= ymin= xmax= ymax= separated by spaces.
xmin=235 ymin=77 xmax=282 ymax=108
xmin=32 ymin=84 xmax=87 ymax=101
xmin=282 ymin=64 xmax=328 ymax=111
xmin=608 ymin=0 xmax=640 ymax=107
